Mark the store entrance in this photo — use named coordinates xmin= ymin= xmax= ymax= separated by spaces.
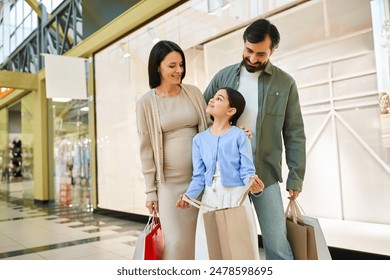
xmin=51 ymin=99 xmax=92 ymax=209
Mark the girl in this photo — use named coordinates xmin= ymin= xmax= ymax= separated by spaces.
xmin=176 ymin=87 xmax=264 ymax=259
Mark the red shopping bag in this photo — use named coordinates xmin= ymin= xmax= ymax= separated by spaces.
xmin=144 ymin=212 xmax=165 ymax=260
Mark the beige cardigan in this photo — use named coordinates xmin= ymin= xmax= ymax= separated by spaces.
xmin=136 ymin=84 xmax=209 ymax=202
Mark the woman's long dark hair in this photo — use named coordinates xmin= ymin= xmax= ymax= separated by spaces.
xmin=148 ymin=40 xmax=186 ymax=88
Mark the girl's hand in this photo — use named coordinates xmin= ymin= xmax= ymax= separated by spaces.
xmin=146 ymin=200 xmax=158 ymax=214
xmin=176 ymin=194 xmax=190 ymax=209
xmin=250 ymin=175 xmax=265 ymax=194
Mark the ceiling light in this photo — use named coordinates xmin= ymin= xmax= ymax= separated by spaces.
xmin=148 ymin=27 xmax=160 ymax=44
xmin=120 ymin=42 xmax=130 ymax=58
xmin=52 ymin=97 xmax=72 ymax=102
xmin=222 ymin=3 xmax=230 ymax=10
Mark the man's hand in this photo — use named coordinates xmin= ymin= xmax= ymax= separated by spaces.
xmin=288 ymin=189 xmax=301 ymax=200
xmin=239 ymin=125 xmax=252 ymax=139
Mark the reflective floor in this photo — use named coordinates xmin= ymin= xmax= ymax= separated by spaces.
xmin=0 ymin=193 xmax=266 ymax=260
xmin=0 ymin=193 xmax=144 ymax=260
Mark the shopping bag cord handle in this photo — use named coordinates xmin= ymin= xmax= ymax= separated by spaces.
xmin=285 ymin=199 xmax=305 ymax=224
xmin=182 ymin=194 xmax=217 ymax=211
xmin=236 ymin=177 xmax=256 ymax=206
xmin=182 ymin=177 xmax=255 ymax=210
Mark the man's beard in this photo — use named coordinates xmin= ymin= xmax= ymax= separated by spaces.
xmin=242 ymin=57 xmax=267 ymax=73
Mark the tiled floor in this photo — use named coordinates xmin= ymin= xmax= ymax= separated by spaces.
xmin=0 ymin=193 xmax=266 ymax=260
xmin=0 ymin=193 xmax=145 ymax=260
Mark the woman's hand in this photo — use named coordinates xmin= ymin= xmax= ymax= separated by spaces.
xmin=250 ymin=175 xmax=265 ymax=195
xmin=239 ymin=125 xmax=252 ymax=139
xmin=176 ymin=194 xmax=190 ymax=209
xmin=146 ymin=200 xmax=158 ymax=214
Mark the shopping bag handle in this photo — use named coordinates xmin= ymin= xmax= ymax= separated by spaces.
xmin=145 ymin=215 xmax=153 ymax=226
xmin=294 ymin=199 xmax=307 ymax=216
xmin=182 ymin=177 xmax=255 ymax=210
xmin=182 ymin=194 xmax=217 ymax=211
xmin=146 ymin=210 xmax=162 ymax=228
xmin=285 ymin=199 xmax=304 ymax=224
xmin=236 ymin=177 xmax=256 ymax=206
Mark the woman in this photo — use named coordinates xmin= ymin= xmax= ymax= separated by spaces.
xmin=135 ymin=40 xmax=209 ymax=259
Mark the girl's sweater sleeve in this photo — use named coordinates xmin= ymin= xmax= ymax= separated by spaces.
xmin=185 ymin=135 xmax=206 ymax=199
xmin=238 ymin=132 xmax=255 ymax=186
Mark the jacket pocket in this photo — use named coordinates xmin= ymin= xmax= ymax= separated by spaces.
xmin=265 ymin=90 xmax=288 ymax=116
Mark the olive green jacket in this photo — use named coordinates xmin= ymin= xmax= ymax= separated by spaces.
xmin=204 ymin=61 xmax=306 ymax=191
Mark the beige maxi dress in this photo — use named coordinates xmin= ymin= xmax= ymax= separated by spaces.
xmin=155 ymin=89 xmax=200 ymax=260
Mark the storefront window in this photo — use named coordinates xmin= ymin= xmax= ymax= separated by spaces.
xmin=1 ymin=93 xmax=35 ymax=199
xmin=20 ymin=93 xmax=34 ymax=199
xmin=52 ymin=99 xmax=92 ymax=208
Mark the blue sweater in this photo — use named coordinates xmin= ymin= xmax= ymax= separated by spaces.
xmin=185 ymin=126 xmax=255 ymax=199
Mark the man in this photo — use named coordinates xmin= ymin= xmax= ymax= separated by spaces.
xmin=203 ymin=18 xmax=306 ymax=260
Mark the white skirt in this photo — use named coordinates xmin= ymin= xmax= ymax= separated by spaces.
xmin=194 ymin=176 xmax=260 ymax=260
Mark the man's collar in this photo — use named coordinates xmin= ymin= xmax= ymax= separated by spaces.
xmin=263 ymin=60 xmax=273 ymax=75
xmin=235 ymin=62 xmax=244 ymax=76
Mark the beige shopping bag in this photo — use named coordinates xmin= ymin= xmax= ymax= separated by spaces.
xmin=203 ymin=203 xmax=255 ymax=259
xmin=183 ymin=178 xmax=256 ymax=260
xmin=285 ymin=200 xmax=317 ymax=260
